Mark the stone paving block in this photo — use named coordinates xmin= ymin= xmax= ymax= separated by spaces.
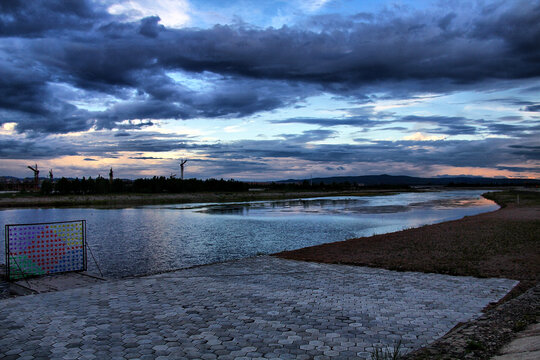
xmin=0 ymin=256 xmax=517 ymax=359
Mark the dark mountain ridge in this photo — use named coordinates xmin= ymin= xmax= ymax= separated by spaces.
xmin=278 ymin=174 xmax=540 ymax=186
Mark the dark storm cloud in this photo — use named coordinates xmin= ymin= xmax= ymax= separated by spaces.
xmin=509 ymin=145 xmax=540 ymax=160
xmin=494 ymin=165 xmax=540 ymax=172
xmin=524 ymin=104 xmax=540 ymax=112
xmin=1 ymin=1 xmax=540 ymax=136
xmin=276 ymin=112 xmax=540 ymax=139
xmin=273 ymin=114 xmax=483 ymax=136
xmin=498 ymin=116 xmax=523 ymax=121
xmin=272 ymin=116 xmax=373 ymax=127
xmin=0 ymin=137 xmax=78 ymax=159
xmin=198 ymin=137 xmax=539 ymax=172
xmin=87 ymin=138 xmax=192 ymax=154
xmin=0 ymin=45 xmax=96 ymax=134
xmin=395 ymin=115 xmax=479 ymax=135
xmin=138 ymin=16 xmax=164 ymax=38
xmin=509 ymin=145 xmax=540 ymax=150
xmin=190 ymin=158 xmax=273 ymax=176
xmin=324 ymin=166 xmax=346 ymax=171
xmin=279 ymin=129 xmax=336 ymax=143
xmin=379 ymin=126 xmax=408 ymax=131
xmin=520 ymin=84 xmax=540 ymax=93
xmin=486 ymin=122 xmax=540 ymax=136
xmin=0 ymin=0 xmax=109 ymax=36
xmin=0 ymin=130 xmax=200 ymax=160
xmin=487 ymin=123 xmax=527 ymax=135
xmin=3 ymin=128 xmax=539 ymax=175
xmin=129 ymin=156 xmax=165 ymax=160
xmin=154 ymin=2 xmax=539 ymax=86
xmin=484 ymin=98 xmax=535 ymax=107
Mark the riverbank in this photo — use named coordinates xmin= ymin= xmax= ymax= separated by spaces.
xmin=0 ymin=189 xmax=404 ymax=208
xmin=277 ymin=191 xmax=539 ymax=293
xmin=276 ymin=190 xmax=540 ymax=359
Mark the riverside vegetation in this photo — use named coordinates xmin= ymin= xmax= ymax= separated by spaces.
xmin=0 ymin=175 xmax=413 ymax=208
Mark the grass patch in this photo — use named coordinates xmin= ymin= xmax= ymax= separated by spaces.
xmin=370 ymin=340 xmax=404 ymax=360
xmin=465 ymin=340 xmax=486 ymax=353
xmin=512 ymin=314 xmax=537 ymax=332
xmin=483 ymin=190 xmax=540 ymax=207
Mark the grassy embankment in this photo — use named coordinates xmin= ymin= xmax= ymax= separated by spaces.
xmin=0 ymin=189 xmax=403 ymax=208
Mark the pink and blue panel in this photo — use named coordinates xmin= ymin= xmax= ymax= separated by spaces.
xmin=6 ymin=220 xmax=86 ymax=280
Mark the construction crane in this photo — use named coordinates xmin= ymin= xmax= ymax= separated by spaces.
xmin=27 ymin=164 xmax=39 ymax=191
xmin=180 ymin=159 xmax=187 ymax=180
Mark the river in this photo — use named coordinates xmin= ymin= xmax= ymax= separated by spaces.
xmin=0 ymin=189 xmax=498 ymax=278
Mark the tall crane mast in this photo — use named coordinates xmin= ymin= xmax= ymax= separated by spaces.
xmin=27 ymin=164 xmax=39 ymax=191
xmin=180 ymin=159 xmax=187 ymax=180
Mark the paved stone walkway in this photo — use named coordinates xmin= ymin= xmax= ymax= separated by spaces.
xmin=0 ymin=256 xmax=517 ymax=360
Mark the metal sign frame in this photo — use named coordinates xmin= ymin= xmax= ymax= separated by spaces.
xmin=5 ymin=220 xmax=87 ymax=281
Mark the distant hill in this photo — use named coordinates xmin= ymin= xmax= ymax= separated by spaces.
xmin=277 ymin=174 xmax=540 ymax=186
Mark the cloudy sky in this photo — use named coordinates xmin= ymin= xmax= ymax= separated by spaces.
xmin=1 ymin=0 xmax=539 ymax=180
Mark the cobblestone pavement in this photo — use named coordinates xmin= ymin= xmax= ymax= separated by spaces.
xmin=0 ymin=256 xmax=517 ymax=360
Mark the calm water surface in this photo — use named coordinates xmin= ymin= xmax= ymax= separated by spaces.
xmin=0 ymin=190 xmax=497 ymax=278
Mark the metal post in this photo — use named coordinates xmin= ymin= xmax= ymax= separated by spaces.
xmin=4 ymin=225 xmax=8 ymax=281
xmin=86 ymin=242 xmax=103 ymax=278
xmin=83 ymin=220 xmax=88 ymax=271
xmin=9 ymin=254 xmax=31 ymax=287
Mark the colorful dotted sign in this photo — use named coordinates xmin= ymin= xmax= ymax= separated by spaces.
xmin=6 ymin=221 xmax=86 ymax=280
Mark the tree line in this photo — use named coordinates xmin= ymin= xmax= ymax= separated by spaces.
xmin=32 ymin=176 xmax=378 ymax=195
xmin=38 ymin=176 xmax=252 ymax=195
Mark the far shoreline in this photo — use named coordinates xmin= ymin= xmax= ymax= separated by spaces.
xmin=0 ymin=186 xmax=507 ymax=209
xmin=0 ymin=188 xmax=418 ymax=209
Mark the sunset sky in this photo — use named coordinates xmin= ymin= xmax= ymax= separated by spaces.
xmin=1 ymin=0 xmax=539 ymax=180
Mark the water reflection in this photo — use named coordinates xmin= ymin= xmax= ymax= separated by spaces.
xmin=195 ymin=194 xmax=491 ymax=216
xmin=0 ymin=190 xmax=498 ymax=278
xmin=198 ymin=198 xmax=370 ymax=215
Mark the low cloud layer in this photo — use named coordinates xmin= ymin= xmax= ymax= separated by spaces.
xmin=2 ymin=128 xmax=538 ymax=179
